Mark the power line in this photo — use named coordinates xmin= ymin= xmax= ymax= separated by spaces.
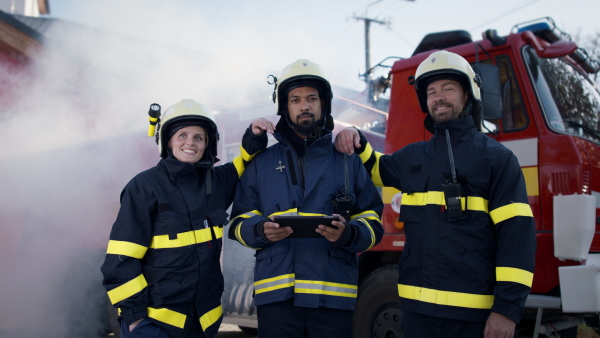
xmin=469 ymin=0 xmax=541 ymax=32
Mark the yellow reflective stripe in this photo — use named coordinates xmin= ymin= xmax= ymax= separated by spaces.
xmin=150 ymin=226 xmax=222 ymax=249
xmin=371 ymin=151 xmax=385 ymax=187
xmin=195 ymin=226 xmax=223 ymax=242
xmin=271 ymin=208 xmax=299 ymax=217
xmin=490 ymin=202 xmax=533 ymax=224
xmin=230 ymin=211 xmax=262 ymax=250
xmin=200 ymin=305 xmax=223 ymax=331
xmin=232 ymin=155 xmax=245 ymax=177
xmin=398 ymin=284 xmax=493 ymax=309
xmin=358 ymin=141 xmax=373 ymax=164
xmin=240 ymin=143 xmax=256 ymax=162
xmin=352 ymin=210 xmax=381 ymax=250
xmin=150 ymin=231 xmax=195 ymax=248
xmin=466 ymin=196 xmax=488 ymax=212
xmin=148 ymin=307 xmax=186 ymax=329
xmin=295 ymin=280 xmax=358 ymax=298
xmin=107 ymin=274 xmax=148 ymax=305
xmin=358 ymin=218 xmax=377 ymax=250
xmin=298 ymin=212 xmax=325 ymax=216
xmin=402 ymin=191 xmax=444 ymax=206
xmin=350 ymin=210 xmax=381 ymax=222
xmin=496 ymin=267 xmax=534 ymax=287
xmin=229 ymin=210 xmax=263 ymax=227
xmin=234 ymin=219 xmax=249 ymax=247
xmin=254 ymin=273 xmax=295 ymax=294
xmin=106 ymin=240 xmax=147 ymax=259
xmin=402 ymin=192 xmax=489 ymax=213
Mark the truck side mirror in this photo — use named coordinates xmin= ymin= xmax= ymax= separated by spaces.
xmin=473 ymin=63 xmax=503 ymax=120
xmin=541 ymin=40 xmax=578 ymax=58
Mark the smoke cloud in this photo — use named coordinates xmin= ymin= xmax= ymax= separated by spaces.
xmin=0 ymin=5 xmax=271 ymax=337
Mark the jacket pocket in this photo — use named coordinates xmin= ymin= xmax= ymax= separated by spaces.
xmin=255 ymin=241 xmax=289 ymax=264
xmin=328 ymin=246 xmax=357 ymax=268
xmin=149 ymin=277 xmax=182 ymax=306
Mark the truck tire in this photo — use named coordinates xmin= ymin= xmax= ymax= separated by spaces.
xmin=353 ymin=264 xmax=403 ymax=338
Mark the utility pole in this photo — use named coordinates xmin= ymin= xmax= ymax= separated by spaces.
xmin=354 ymin=15 xmax=388 ymax=102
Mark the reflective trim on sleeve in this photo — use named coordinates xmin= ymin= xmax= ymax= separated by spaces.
xmin=371 ymin=151 xmax=384 ymax=187
xmin=357 ymin=218 xmax=377 ymax=250
xmin=496 ymin=267 xmax=534 ymax=287
xmin=398 ymin=284 xmax=494 ymax=309
xmin=350 ymin=210 xmax=381 ymax=222
xmin=199 ymin=304 xmax=223 ymax=331
xmin=232 ymin=155 xmax=245 ymax=178
xmin=148 ymin=307 xmax=187 ymax=329
xmin=107 ymin=274 xmax=148 ymax=305
xmin=358 ymin=142 xmax=373 ymax=163
xmin=230 ymin=211 xmax=263 ymax=249
xmin=150 ymin=226 xmax=222 ymax=249
xmin=106 ymin=240 xmax=147 ymax=259
xmin=295 ymin=279 xmax=358 ymax=298
xmin=240 ymin=143 xmax=256 ymax=162
xmin=229 ymin=210 xmax=263 ymax=226
xmin=490 ymin=202 xmax=533 ymax=224
xmin=254 ymin=273 xmax=295 ymax=294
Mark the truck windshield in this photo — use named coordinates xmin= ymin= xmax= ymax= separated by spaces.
xmin=524 ymin=47 xmax=600 ymax=143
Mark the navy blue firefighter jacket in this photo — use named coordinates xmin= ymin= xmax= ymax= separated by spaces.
xmin=101 ymin=128 xmax=264 ymax=338
xmin=355 ymin=115 xmax=536 ymax=323
xmin=228 ymin=130 xmax=384 ymax=311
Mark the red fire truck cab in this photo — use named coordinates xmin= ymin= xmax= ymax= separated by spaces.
xmin=351 ymin=17 xmax=600 ymax=338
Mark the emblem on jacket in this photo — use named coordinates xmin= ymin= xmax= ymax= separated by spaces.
xmin=276 ymin=161 xmax=286 ymax=173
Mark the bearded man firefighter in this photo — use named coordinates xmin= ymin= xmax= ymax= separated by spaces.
xmin=228 ymin=59 xmax=383 ymax=338
xmin=334 ymin=51 xmax=536 ymax=338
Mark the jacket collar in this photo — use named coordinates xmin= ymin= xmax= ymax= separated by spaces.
xmin=433 ymin=115 xmax=477 ymax=142
xmin=161 ymin=154 xmax=202 ymax=180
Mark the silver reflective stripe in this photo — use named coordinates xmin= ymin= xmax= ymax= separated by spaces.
xmin=295 ymin=280 xmax=358 ymax=298
xmin=254 ymin=274 xmax=295 ymax=294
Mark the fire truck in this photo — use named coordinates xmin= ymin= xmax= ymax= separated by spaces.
xmin=222 ymin=17 xmax=600 ymax=338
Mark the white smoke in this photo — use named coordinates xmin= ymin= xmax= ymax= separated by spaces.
xmin=0 ymin=5 xmax=271 ymax=337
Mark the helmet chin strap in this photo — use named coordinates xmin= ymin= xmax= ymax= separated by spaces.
xmin=460 ymin=99 xmax=474 ymax=118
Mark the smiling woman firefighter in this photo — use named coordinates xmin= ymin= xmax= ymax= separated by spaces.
xmin=101 ymin=99 xmax=273 ymax=338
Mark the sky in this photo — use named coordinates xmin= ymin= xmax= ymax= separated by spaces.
xmin=47 ymin=0 xmax=600 ymax=91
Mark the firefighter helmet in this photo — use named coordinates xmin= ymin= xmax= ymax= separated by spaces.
xmin=413 ymin=50 xmax=482 ymax=132
xmin=270 ymin=59 xmax=334 ymax=132
xmin=155 ymin=99 xmax=219 ymax=165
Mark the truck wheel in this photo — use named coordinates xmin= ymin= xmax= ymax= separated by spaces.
xmin=353 ymin=264 xmax=403 ymax=338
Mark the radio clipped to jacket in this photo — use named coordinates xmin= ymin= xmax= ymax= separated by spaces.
xmin=335 ymin=154 xmax=354 ymax=221
xmin=444 ymin=129 xmax=462 ymax=218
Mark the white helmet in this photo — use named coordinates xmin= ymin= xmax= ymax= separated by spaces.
xmin=270 ymin=59 xmax=334 ymax=133
xmin=153 ymin=99 xmax=219 ymax=165
xmin=413 ymin=50 xmax=482 ymax=132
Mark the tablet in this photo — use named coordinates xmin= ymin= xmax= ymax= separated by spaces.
xmin=273 ymin=215 xmax=340 ymax=239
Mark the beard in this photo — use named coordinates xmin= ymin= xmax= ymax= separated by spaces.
xmin=430 ymin=102 xmax=462 ymax=125
xmin=291 ymin=113 xmax=319 ymax=135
